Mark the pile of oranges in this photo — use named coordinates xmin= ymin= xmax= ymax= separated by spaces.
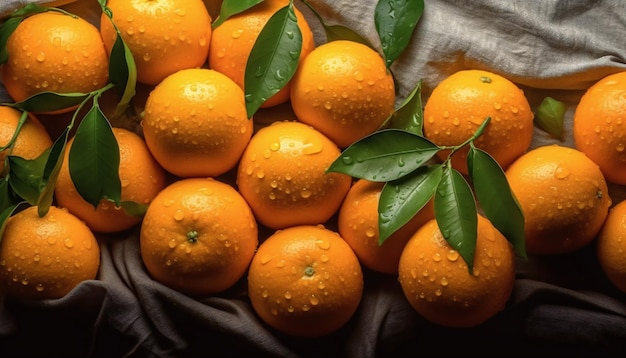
xmin=1 ymin=0 xmax=626 ymax=339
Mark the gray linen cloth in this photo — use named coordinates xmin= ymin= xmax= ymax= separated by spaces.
xmin=2 ymin=0 xmax=626 ymax=357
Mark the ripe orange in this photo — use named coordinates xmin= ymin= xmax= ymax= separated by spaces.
xmin=573 ymin=71 xmax=626 ymax=185
xmin=596 ymin=199 xmax=626 ymax=294
xmin=247 ymin=224 xmax=364 ymax=337
xmin=140 ymin=177 xmax=258 ymax=296
xmin=141 ymin=68 xmax=253 ymax=178
xmin=0 ymin=106 xmax=52 ymax=174
xmin=290 ymin=40 xmax=395 ymax=148
xmin=100 ymin=0 xmax=212 ymax=86
xmin=398 ymin=215 xmax=515 ymax=328
xmin=208 ymin=0 xmax=315 ymax=108
xmin=505 ymin=144 xmax=612 ymax=255
xmin=423 ymin=69 xmax=534 ymax=174
xmin=337 ymin=179 xmax=435 ymax=274
xmin=54 ymin=127 xmax=167 ymax=234
xmin=236 ymin=120 xmax=352 ymax=230
xmin=0 ymin=205 xmax=100 ymax=299
xmin=2 ymin=11 xmax=109 ymax=112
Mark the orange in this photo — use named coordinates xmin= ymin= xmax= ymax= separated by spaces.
xmin=2 ymin=11 xmax=109 ymax=112
xmin=247 ymin=224 xmax=363 ymax=337
xmin=596 ymin=199 xmax=626 ymax=294
xmin=0 ymin=106 xmax=52 ymax=174
xmin=208 ymin=0 xmax=315 ymax=108
xmin=236 ymin=120 xmax=351 ymax=230
xmin=0 ymin=205 xmax=100 ymax=299
xmin=140 ymin=177 xmax=258 ymax=296
xmin=505 ymin=144 xmax=612 ymax=255
xmin=337 ymin=179 xmax=435 ymax=274
xmin=423 ymin=69 xmax=534 ymax=174
xmin=573 ymin=71 xmax=626 ymax=185
xmin=54 ymin=127 xmax=167 ymax=234
xmin=398 ymin=215 xmax=515 ymax=328
xmin=290 ymin=40 xmax=395 ymax=148
xmin=141 ymin=68 xmax=253 ymax=178
xmin=100 ymin=0 xmax=212 ymax=86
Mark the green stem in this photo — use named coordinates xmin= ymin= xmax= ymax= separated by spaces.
xmin=440 ymin=116 xmax=491 ymax=161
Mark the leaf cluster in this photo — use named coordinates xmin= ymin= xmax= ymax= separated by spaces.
xmin=0 ymin=1 xmax=143 ymax=240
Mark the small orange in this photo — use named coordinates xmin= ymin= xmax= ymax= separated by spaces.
xmin=141 ymin=68 xmax=253 ymax=178
xmin=423 ymin=69 xmax=534 ymax=174
xmin=236 ymin=120 xmax=352 ymax=230
xmin=54 ymin=127 xmax=167 ymax=234
xmin=208 ymin=0 xmax=315 ymax=108
xmin=573 ymin=71 xmax=626 ymax=185
xmin=2 ymin=11 xmax=109 ymax=112
xmin=140 ymin=177 xmax=258 ymax=296
xmin=290 ymin=40 xmax=395 ymax=148
xmin=398 ymin=215 xmax=515 ymax=328
xmin=0 ymin=205 xmax=100 ymax=299
xmin=337 ymin=179 xmax=435 ymax=274
xmin=100 ymin=0 xmax=212 ymax=86
xmin=247 ymin=224 xmax=364 ymax=337
xmin=505 ymin=145 xmax=611 ymax=255
xmin=596 ymin=199 xmax=626 ymax=294
xmin=0 ymin=106 xmax=52 ymax=174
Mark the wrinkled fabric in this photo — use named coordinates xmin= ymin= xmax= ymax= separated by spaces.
xmin=2 ymin=0 xmax=626 ymax=357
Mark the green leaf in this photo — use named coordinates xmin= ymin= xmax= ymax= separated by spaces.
xmin=468 ymin=146 xmax=526 ymax=258
xmin=4 ymin=92 xmax=90 ymax=113
xmin=7 ymin=151 xmax=49 ymax=205
xmin=387 ymin=79 xmax=424 ymax=135
xmin=0 ymin=178 xmax=17 ymax=214
xmin=375 ymin=0 xmax=424 ymax=69
xmin=37 ymin=127 xmax=70 ymax=217
xmin=244 ymin=1 xmax=302 ymax=118
xmin=212 ymin=0 xmax=264 ymax=28
xmin=378 ymin=164 xmax=442 ymax=244
xmin=0 ymin=202 xmax=23 ymax=244
xmin=301 ymin=0 xmax=371 ymax=47
xmin=118 ymin=200 xmax=148 ymax=217
xmin=327 ymin=129 xmax=440 ymax=182
xmin=434 ymin=165 xmax=477 ymax=272
xmin=69 ymin=104 xmax=121 ymax=208
xmin=535 ymin=96 xmax=566 ymax=141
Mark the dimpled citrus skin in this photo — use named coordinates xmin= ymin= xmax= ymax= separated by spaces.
xmin=0 ymin=206 xmax=100 ymax=299
xmin=2 ymin=11 xmax=109 ymax=110
xmin=141 ymin=68 xmax=253 ymax=178
xmin=236 ymin=121 xmax=352 ymax=230
xmin=398 ymin=216 xmax=515 ymax=328
xmin=247 ymin=225 xmax=364 ymax=337
xmin=290 ymin=40 xmax=396 ymax=148
xmin=208 ymin=0 xmax=315 ymax=108
xmin=597 ymin=199 xmax=626 ymax=294
xmin=573 ymin=71 xmax=626 ymax=185
xmin=140 ymin=177 xmax=258 ymax=296
xmin=423 ymin=69 xmax=534 ymax=174
xmin=100 ymin=0 xmax=212 ymax=85
xmin=505 ymin=145 xmax=612 ymax=255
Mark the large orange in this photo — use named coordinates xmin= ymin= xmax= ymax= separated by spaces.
xmin=0 ymin=106 xmax=52 ymax=174
xmin=290 ymin=40 xmax=395 ymax=148
xmin=100 ymin=0 xmax=212 ymax=85
xmin=573 ymin=71 xmax=626 ymax=185
xmin=236 ymin=120 xmax=352 ymax=230
xmin=596 ymin=199 xmax=626 ymax=294
xmin=141 ymin=68 xmax=253 ymax=178
xmin=140 ymin=177 xmax=258 ymax=296
xmin=2 ymin=11 xmax=109 ymax=112
xmin=423 ymin=69 xmax=534 ymax=174
xmin=54 ymin=127 xmax=167 ymax=234
xmin=505 ymin=145 xmax=612 ymax=255
xmin=247 ymin=224 xmax=363 ymax=337
xmin=208 ymin=0 xmax=315 ymax=108
xmin=337 ymin=179 xmax=435 ymax=274
xmin=398 ymin=215 xmax=515 ymax=328
xmin=0 ymin=205 xmax=100 ymax=299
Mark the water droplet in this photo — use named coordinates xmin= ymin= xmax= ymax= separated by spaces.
xmin=440 ymin=277 xmax=449 ymax=286
xmin=64 ymin=238 xmax=74 ymax=248
xmin=284 ymin=291 xmax=292 ymax=299
xmin=302 ymin=304 xmax=310 ymax=312
xmin=617 ymin=143 xmax=625 ymax=152
xmin=341 ymin=156 xmax=353 ymax=165
xmin=36 ymin=283 xmax=44 ymax=292
xmin=315 ymin=239 xmax=330 ymax=250
xmin=554 ymin=165 xmax=570 ymax=179
xmin=435 ymin=288 xmax=442 ymax=296
xmin=36 ymin=52 xmax=45 ymax=62
xmin=300 ymin=189 xmax=312 ymax=198
xmin=309 ymin=295 xmax=320 ymax=306
xmin=174 ymin=210 xmax=185 ymax=221
xmin=143 ymin=53 xmax=151 ymax=62
xmin=446 ymin=250 xmax=459 ymax=262
xmin=432 ymin=253 xmax=442 ymax=262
